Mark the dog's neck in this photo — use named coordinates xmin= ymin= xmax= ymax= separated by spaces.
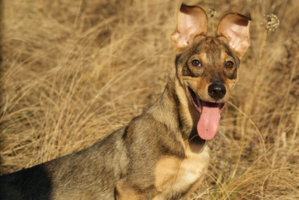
xmin=147 ymin=69 xmax=204 ymax=149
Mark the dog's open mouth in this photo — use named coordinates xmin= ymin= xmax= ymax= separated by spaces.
xmin=188 ymin=88 xmax=226 ymax=140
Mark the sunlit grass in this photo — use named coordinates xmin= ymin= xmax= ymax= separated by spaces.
xmin=1 ymin=0 xmax=299 ymax=199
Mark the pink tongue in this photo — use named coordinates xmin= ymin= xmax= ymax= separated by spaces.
xmin=197 ymin=101 xmax=221 ymax=140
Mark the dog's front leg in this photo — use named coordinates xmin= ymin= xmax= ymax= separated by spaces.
xmin=115 ymin=179 xmax=153 ymax=200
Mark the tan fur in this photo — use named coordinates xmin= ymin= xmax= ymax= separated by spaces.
xmin=0 ymin=4 xmax=250 ymax=200
xmin=116 ymin=180 xmax=143 ymax=200
xmin=154 ymin=143 xmax=209 ymax=200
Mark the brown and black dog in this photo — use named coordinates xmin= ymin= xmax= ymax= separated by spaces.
xmin=0 ymin=4 xmax=250 ymax=200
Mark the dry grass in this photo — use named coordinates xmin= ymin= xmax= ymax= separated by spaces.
xmin=1 ymin=0 xmax=299 ymax=199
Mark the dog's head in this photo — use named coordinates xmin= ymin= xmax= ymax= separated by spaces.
xmin=171 ymin=4 xmax=250 ymax=140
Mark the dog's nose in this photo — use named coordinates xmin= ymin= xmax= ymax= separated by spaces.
xmin=208 ymin=83 xmax=226 ymax=100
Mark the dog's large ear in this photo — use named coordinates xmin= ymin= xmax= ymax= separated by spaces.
xmin=217 ymin=13 xmax=251 ymax=57
xmin=171 ymin=4 xmax=208 ymax=53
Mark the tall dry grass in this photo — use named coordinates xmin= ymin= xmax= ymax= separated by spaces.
xmin=1 ymin=0 xmax=299 ymax=199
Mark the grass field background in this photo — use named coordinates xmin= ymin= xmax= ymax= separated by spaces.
xmin=1 ymin=0 xmax=299 ymax=199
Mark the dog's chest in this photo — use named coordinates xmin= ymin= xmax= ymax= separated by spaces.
xmin=154 ymin=146 xmax=210 ymax=199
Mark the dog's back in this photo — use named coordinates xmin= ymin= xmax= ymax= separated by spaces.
xmin=0 ymin=128 xmax=127 ymax=200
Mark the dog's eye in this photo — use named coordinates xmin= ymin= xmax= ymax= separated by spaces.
xmin=225 ymin=61 xmax=234 ymax=68
xmin=191 ymin=60 xmax=202 ymax=67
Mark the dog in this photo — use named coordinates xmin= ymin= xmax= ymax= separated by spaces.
xmin=0 ymin=4 xmax=250 ymax=200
